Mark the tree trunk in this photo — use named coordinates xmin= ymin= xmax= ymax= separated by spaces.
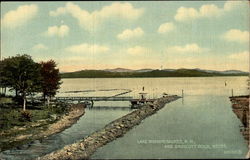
xmin=23 ymin=92 xmax=26 ymax=111
xmin=47 ymin=96 xmax=50 ymax=106
xmin=23 ymin=97 xmax=26 ymax=111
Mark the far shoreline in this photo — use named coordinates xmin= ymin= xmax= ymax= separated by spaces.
xmin=60 ymin=75 xmax=249 ymax=79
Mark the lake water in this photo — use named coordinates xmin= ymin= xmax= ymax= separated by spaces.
xmin=0 ymin=76 xmax=249 ymax=159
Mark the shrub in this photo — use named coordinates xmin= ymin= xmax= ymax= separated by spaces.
xmin=45 ymin=103 xmax=68 ymax=114
xmin=19 ymin=110 xmax=32 ymax=122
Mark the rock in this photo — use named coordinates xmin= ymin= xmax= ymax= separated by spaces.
xmin=66 ymin=152 xmax=72 ymax=156
xmin=50 ymin=114 xmax=57 ymax=120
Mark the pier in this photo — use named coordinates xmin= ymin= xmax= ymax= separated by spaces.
xmin=54 ymin=96 xmax=156 ymax=108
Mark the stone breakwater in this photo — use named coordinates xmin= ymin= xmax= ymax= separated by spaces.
xmin=229 ymin=95 xmax=249 ymax=159
xmin=38 ymin=95 xmax=180 ymax=160
xmin=229 ymin=95 xmax=249 ymax=145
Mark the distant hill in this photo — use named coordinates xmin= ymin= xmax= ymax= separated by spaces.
xmin=61 ymin=68 xmax=248 ymax=78
xmin=220 ymin=70 xmax=248 ymax=74
xmin=104 ymin=68 xmax=133 ymax=72
xmin=135 ymin=69 xmax=154 ymax=72
xmin=193 ymin=68 xmax=248 ymax=75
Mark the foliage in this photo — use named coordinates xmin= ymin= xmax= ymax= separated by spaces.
xmin=45 ymin=103 xmax=68 ymax=114
xmin=0 ymin=55 xmax=64 ymax=109
xmin=0 ymin=55 xmax=43 ymax=110
xmin=19 ymin=110 xmax=32 ymax=122
xmin=40 ymin=60 xmax=61 ymax=101
xmin=0 ymin=102 xmax=69 ymax=131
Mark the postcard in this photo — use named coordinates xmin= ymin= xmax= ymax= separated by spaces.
xmin=0 ymin=1 xmax=249 ymax=159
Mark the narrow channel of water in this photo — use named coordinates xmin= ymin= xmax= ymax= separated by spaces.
xmin=91 ymin=95 xmax=248 ymax=159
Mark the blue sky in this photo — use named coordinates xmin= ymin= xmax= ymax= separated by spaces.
xmin=1 ymin=1 xmax=249 ymax=72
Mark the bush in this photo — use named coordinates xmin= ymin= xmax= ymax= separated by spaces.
xmin=45 ymin=103 xmax=68 ymax=114
xmin=19 ymin=110 xmax=32 ymax=122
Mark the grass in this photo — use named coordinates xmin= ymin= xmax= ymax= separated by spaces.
xmin=0 ymin=96 xmax=69 ymax=131
xmin=0 ymin=96 xmax=70 ymax=151
xmin=0 ymin=97 xmax=13 ymax=104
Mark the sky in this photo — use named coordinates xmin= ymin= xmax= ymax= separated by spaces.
xmin=1 ymin=1 xmax=249 ymax=72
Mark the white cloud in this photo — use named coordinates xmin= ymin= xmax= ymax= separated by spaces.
xmin=229 ymin=51 xmax=249 ymax=61
xmin=49 ymin=7 xmax=67 ymax=17
xmin=1 ymin=4 xmax=38 ymax=29
xmin=166 ymin=43 xmax=206 ymax=54
xmin=158 ymin=22 xmax=175 ymax=34
xmin=224 ymin=0 xmax=244 ymax=11
xmin=65 ymin=43 xmax=109 ymax=54
xmin=32 ymin=43 xmax=48 ymax=51
xmin=45 ymin=25 xmax=70 ymax=37
xmin=199 ymin=4 xmax=222 ymax=17
xmin=117 ymin=27 xmax=144 ymax=40
xmin=175 ymin=1 xmax=245 ymax=22
xmin=127 ymin=46 xmax=148 ymax=55
xmin=49 ymin=2 xmax=144 ymax=31
xmin=222 ymin=29 xmax=249 ymax=43
xmin=175 ymin=7 xmax=200 ymax=21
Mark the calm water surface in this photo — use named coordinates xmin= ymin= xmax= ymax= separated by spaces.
xmin=0 ymin=77 xmax=248 ymax=159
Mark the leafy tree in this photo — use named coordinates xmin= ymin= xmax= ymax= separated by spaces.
xmin=0 ymin=56 xmax=18 ymax=96
xmin=0 ymin=59 xmax=8 ymax=96
xmin=0 ymin=55 xmax=42 ymax=110
xmin=40 ymin=60 xmax=61 ymax=105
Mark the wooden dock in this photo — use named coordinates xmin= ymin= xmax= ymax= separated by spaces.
xmin=54 ymin=96 xmax=156 ymax=109
xmin=55 ymin=96 xmax=133 ymax=102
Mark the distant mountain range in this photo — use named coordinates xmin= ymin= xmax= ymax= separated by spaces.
xmin=61 ymin=68 xmax=248 ymax=78
xmin=104 ymin=68 xmax=154 ymax=73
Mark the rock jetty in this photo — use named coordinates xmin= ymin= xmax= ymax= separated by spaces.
xmin=229 ymin=95 xmax=249 ymax=144
xmin=229 ymin=95 xmax=249 ymax=158
xmin=38 ymin=95 xmax=180 ymax=160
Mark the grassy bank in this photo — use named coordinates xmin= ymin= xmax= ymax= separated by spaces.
xmin=0 ymin=97 xmax=68 ymax=131
xmin=0 ymin=96 xmax=81 ymax=151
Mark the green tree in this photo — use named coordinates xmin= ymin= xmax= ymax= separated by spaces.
xmin=0 ymin=55 xmax=42 ymax=110
xmin=40 ymin=60 xmax=61 ymax=105
xmin=0 ymin=59 xmax=8 ymax=96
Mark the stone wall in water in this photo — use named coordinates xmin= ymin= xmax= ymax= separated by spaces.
xmin=229 ymin=95 xmax=249 ymax=145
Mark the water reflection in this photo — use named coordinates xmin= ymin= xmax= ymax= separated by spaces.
xmin=89 ymin=106 xmax=132 ymax=111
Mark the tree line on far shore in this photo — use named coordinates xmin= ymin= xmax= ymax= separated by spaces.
xmin=0 ymin=54 xmax=61 ymax=110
